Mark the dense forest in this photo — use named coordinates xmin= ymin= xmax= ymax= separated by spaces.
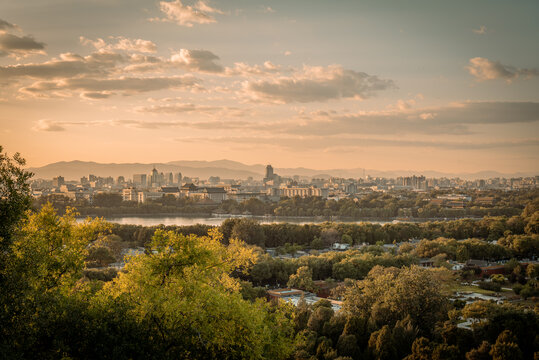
xmin=2 ymin=147 xmax=538 ymax=359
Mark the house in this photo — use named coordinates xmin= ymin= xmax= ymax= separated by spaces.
xmin=122 ymin=188 xmax=138 ymax=202
xmin=179 ymin=183 xmax=227 ymax=203
xmin=332 ymin=243 xmax=350 ymax=251
xmin=200 ymin=187 xmax=227 ymax=203
xmin=227 ymin=192 xmax=267 ymax=202
xmin=466 ymin=259 xmax=489 ymax=268
xmin=476 ymin=197 xmax=496 ymax=206
xmin=267 ymin=288 xmax=342 ymax=312
xmin=137 ymin=191 xmax=163 ymax=203
xmin=479 ymin=265 xmax=505 ymax=276
xmin=180 ymin=183 xmax=198 ymax=197
xmin=419 ymin=258 xmax=435 ymax=268
xmin=161 ymin=186 xmax=181 ymax=197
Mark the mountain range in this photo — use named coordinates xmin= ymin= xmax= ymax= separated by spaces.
xmin=26 ymin=160 xmax=536 ymax=181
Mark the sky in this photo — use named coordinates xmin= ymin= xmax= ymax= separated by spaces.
xmin=0 ymin=0 xmax=538 ymax=173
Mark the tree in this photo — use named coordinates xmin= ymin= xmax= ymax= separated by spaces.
xmin=97 ymin=229 xmax=294 ymax=359
xmin=0 ymin=146 xmax=33 ymax=250
xmin=466 ymin=341 xmax=491 ymax=360
xmin=341 ymin=234 xmax=353 ymax=245
xmin=491 ymin=274 xmax=505 ymax=284
xmin=307 ymin=304 xmax=334 ymax=334
xmin=337 ymin=334 xmax=360 ymax=359
xmin=392 ymin=316 xmax=419 ymax=359
xmin=311 ymin=236 xmax=325 ymax=250
xmin=321 ymin=228 xmax=340 ymax=247
xmin=230 ymin=218 xmax=267 ymax=247
xmin=404 ymin=337 xmax=432 ymax=360
xmin=526 ymin=263 xmax=538 ymax=279
xmin=343 ymin=265 xmax=449 ymax=336
xmin=288 ymin=266 xmax=315 ymax=292
xmin=1 ymin=204 xmax=112 ymax=357
xmin=11 ymin=203 xmax=110 ymax=293
xmin=86 ymin=246 xmax=116 ymax=268
xmin=432 ymin=344 xmax=460 ymax=360
xmin=489 ymin=330 xmax=522 ymax=360
xmin=368 ymin=325 xmax=396 ymax=360
xmin=93 ymin=193 xmax=123 ymax=207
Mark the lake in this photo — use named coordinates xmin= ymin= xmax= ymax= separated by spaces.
xmin=93 ymin=215 xmax=400 ymax=227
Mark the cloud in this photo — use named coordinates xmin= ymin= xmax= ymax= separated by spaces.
xmin=0 ymin=19 xmax=18 ymax=31
xmin=0 ymin=51 xmax=124 ymax=79
xmin=135 ymin=101 xmax=252 ymax=118
xmin=261 ymin=6 xmax=275 ymax=13
xmin=175 ymin=135 xmax=539 ymax=152
xmin=136 ymin=102 xmax=219 ymax=114
xmin=113 ymin=118 xmax=251 ymax=130
xmin=225 ymin=61 xmax=283 ymax=76
xmin=281 ymin=101 xmax=539 ymax=137
xmin=473 ymin=25 xmax=487 ymax=35
xmin=32 ymin=119 xmax=66 ymax=132
xmin=80 ymin=91 xmax=113 ymax=100
xmin=171 ymin=49 xmax=224 ymax=73
xmin=244 ymin=65 xmax=394 ymax=103
xmin=467 ymin=57 xmax=539 ymax=81
xmin=0 ymin=33 xmax=45 ymax=57
xmin=21 ymin=75 xmax=200 ymax=97
xmin=153 ymin=0 xmax=224 ymax=27
xmin=80 ymin=36 xmax=157 ymax=53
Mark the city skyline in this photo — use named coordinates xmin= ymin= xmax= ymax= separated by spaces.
xmin=1 ymin=0 xmax=538 ymax=173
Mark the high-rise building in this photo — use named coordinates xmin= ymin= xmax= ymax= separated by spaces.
xmin=174 ymin=172 xmax=182 ymax=185
xmin=265 ymin=165 xmax=274 ymax=180
xmin=133 ymin=174 xmax=147 ymax=187
xmin=52 ymin=176 xmax=65 ymax=187
xmin=165 ymin=172 xmax=174 ymax=185
xmin=150 ymin=167 xmax=160 ymax=186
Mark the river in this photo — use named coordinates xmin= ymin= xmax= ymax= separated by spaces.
xmin=93 ymin=215 xmax=401 ymax=227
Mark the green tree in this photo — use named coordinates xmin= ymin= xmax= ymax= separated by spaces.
xmin=307 ymin=304 xmax=334 ymax=334
xmin=466 ymin=341 xmax=491 ymax=360
xmin=490 ymin=330 xmax=523 ymax=360
xmin=404 ymin=337 xmax=432 ymax=360
xmin=288 ymin=266 xmax=315 ymax=292
xmin=0 ymin=146 xmax=33 ymax=250
xmin=432 ymin=344 xmax=460 ymax=360
xmin=336 ymin=334 xmax=360 ymax=359
xmin=1 ymin=204 xmax=112 ymax=357
xmin=230 ymin=218 xmax=267 ymax=247
xmin=93 ymin=193 xmax=123 ymax=207
xmin=343 ymin=265 xmax=448 ymax=335
xmin=368 ymin=325 xmax=396 ymax=360
xmin=12 ymin=203 xmax=110 ymax=293
xmin=97 ymin=229 xmax=294 ymax=359
xmin=311 ymin=236 xmax=325 ymax=250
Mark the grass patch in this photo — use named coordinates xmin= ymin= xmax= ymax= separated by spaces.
xmin=452 ymin=284 xmax=498 ymax=295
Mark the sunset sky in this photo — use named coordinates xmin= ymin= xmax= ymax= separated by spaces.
xmin=1 ymin=0 xmax=538 ymax=173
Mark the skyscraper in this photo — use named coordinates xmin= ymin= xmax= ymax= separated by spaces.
xmin=264 ymin=165 xmax=274 ymax=182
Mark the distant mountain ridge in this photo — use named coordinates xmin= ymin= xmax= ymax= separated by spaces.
xmin=27 ymin=160 xmax=536 ymax=181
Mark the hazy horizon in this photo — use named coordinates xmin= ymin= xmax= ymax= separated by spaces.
xmin=1 ymin=0 xmax=538 ymax=173
xmin=27 ymin=158 xmax=538 ymax=181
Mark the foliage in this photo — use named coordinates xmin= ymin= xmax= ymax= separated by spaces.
xmin=343 ymin=265 xmax=449 ymax=335
xmin=0 ymin=146 xmax=33 ymax=249
xmin=288 ymin=266 xmax=315 ymax=292
xmin=97 ymin=229 xmax=294 ymax=359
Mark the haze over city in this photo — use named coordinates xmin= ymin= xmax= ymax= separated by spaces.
xmin=1 ymin=0 xmax=538 ymax=172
